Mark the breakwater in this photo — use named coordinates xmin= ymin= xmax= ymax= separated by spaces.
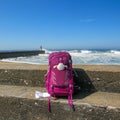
xmin=0 ymin=50 xmax=45 ymax=59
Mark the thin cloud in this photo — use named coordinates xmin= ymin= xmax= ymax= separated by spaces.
xmin=80 ymin=18 xmax=96 ymax=23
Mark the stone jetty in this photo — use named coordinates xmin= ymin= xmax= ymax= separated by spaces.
xmin=0 ymin=50 xmax=45 ymax=59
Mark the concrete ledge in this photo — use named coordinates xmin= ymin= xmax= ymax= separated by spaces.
xmin=1 ymin=97 xmax=119 ymax=120
xmin=0 ymin=85 xmax=120 ymax=120
xmin=0 ymin=62 xmax=120 ymax=93
xmin=0 ymin=69 xmax=46 ymax=87
xmin=74 ymin=68 xmax=120 ymax=93
xmin=0 ymin=62 xmax=120 ymax=120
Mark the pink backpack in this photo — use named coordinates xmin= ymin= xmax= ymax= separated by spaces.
xmin=45 ymin=52 xmax=74 ymax=112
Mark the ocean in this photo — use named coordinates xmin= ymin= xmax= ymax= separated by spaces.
xmin=1 ymin=49 xmax=120 ymax=65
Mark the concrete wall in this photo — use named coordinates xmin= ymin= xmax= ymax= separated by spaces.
xmin=0 ymin=68 xmax=120 ymax=93
xmin=0 ymin=96 xmax=119 ymax=120
xmin=0 ymin=63 xmax=120 ymax=120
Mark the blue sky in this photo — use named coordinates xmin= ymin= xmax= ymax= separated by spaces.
xmin=0 ymin=0 xmax=120 ymax=50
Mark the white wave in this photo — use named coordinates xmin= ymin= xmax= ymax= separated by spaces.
xmin=38 ymin=53 xmax=49 ymax=57
xmin=67 ymin=50 xmax=79 ymax=53
xmin=80 ymin=50 xmax=92 ymax=54
xmin=67 ymin=49 xmax=92 ymax=54
xmin=1 ymin=49 xmax=120 ymax=65
xmin=110 ymin=50 xmax=120 ymax=55
xmin=1 ymin=55 xmax=48 ymax=65
xmin=43 ymin=49 xmax=52 ymax=54
xmin=1 ymin=59 xmax=41 ymax=65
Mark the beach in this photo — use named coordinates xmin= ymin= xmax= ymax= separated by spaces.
xmin=0 ymin=61 xmax=120 ymax=71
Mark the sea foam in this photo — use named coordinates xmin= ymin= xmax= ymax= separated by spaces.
xmin=1 ymin=49 xmax=120 ymax=65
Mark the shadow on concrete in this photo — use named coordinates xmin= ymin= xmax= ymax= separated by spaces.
xmin=73 ymin=68 xmax=96 ymax=99
xmin=57 ymin=68 xmax=96 ymax=100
